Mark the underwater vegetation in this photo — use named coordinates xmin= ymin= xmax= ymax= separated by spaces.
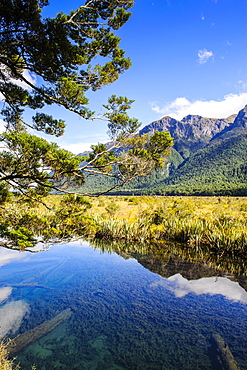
xmin=7 ymin=308 xmax=72 ymax=356
xmin=0 ymin=241 xmax=247 ymax=369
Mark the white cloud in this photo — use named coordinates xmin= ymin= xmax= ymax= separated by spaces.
xmin=167 ymin=274 xmax=247 ymax=303
xmin=0 ymin=287 xmax=13 ymax=305
xmin=198 ymin=49 xmax=214 ymax=64
xmin=151 ymin=274 xmax=247 ymax=304
xmin=0 ymin=300 xmax=29 ymax=338
xmin=0 ymin=247 xmax=27 ymax=267
xmin=151 ymin=92 xmax=247 ymax=120
xmin=54 ymin=133 xmax=109 ymax=155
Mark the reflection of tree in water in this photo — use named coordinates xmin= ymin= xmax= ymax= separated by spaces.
xmin=91 ymin=239 xmax=247 ymax=286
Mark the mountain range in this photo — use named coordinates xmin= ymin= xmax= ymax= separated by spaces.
xmin=77 ymin=104 xmax=247 ymax=196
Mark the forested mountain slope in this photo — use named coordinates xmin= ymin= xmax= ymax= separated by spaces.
xmin=153 ymin=133 xmax=247 ymax=195
xmin=76 ymin=104 xmax=247 ymax=195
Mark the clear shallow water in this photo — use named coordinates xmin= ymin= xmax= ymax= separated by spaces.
xmin=0 ymin=240 xmax=247 ymax=370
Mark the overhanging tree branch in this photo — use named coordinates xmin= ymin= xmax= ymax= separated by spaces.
xmin=0 ymin=0 xmax=173 ymax=205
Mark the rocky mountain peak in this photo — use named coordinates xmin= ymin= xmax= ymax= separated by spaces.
xmin=181 ymin=115 xmax=203 ymax=123
xmin=233 ymin=104 xmax=247 ymax=128
xmin=211 ymin=104 xmax=247 ymax=142
xmin=139 ymin=111 xmax=235 ymax=158
xmin=139 ymin=116 xmax=178 ymax=136
xmin=225 ymin=114 xmax=237 ymax=123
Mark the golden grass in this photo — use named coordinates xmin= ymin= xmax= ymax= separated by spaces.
xmin=88 ymin=195 xmax=247 ymax=221
xmin=2 ymin=195 xmax=247 ymax=254
xmin=0 ymin=341 xmax=19 ymax=370
xmin=7 ymin=195 xmax=247 ymax=220
xmin=88 ymin=196 xmax=247 ymax=254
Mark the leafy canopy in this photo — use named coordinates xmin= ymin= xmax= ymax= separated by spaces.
xmin=0 ymin=0 xmax=173 ymax=202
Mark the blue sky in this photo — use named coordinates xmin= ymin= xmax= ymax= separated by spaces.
xmin=2 ymin=0 xmax=247 ymax=154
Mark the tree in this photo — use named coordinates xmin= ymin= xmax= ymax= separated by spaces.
xmin=0 ymin=0 xmax=173 ymax=202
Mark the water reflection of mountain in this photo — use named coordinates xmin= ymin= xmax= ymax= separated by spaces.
xmin=92 ymin=239 xmax=247 ymax=292
xmin=2 ymin=238 xmax=247 ymax=292
xmin=132 ymin=254 xmax=222 ymax=280
xmin=134 ymin=253 xmax=247 ymax=294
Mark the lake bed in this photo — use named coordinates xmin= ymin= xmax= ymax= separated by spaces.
xmin=0 ymin=240 xmax=246 ymax=369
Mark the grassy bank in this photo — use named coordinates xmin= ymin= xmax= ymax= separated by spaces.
xmin=90 ymin=196 xmax=247 ymax=256
xmin=1 ymin=195 xmax=247 ymax=257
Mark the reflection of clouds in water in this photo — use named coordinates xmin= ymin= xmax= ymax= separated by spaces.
xmin=0 ymin=247 xmax=27 ymax=267
xmin=0 ymin=300 xmax=29 ymax=338
xmin=0 ymin=287 xmax=12 ymax=304
xmin=151 ymin=273 xmax=247 ymax=304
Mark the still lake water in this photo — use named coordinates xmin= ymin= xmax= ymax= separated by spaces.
xmin=0 ymin=240 xmax=247 ymax=369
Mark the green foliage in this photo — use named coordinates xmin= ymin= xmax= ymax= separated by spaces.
xmin=104 ymin=95 xmax=140 ymax=140
xmin=88 ymin=143 xmax=117 ymax=173
xmin=61 ymin=194 xmax=92 ymax=208
xmin=80 ymin=105 xmax=245 ymax=197
xmin=0 ymin=1 xmax=174 ymax=201
xmin=92 ymin=132 xmax=247 ymax=196
xmin=0 ymin=131 xmax=84 ymax=195
xmin=1 ymin=195 xmax=247 ymax=264
xmin=0 ymin=182 xmax=12 ymax=204
xmin=0 ymin=0 xmax=133 ymax=128
xmin=0 ymin=1 xmax=175 ymax=252
xmin=127 ymin=132 xmax=173 ymax=167
xmin=94 ymin=217 xmax=150 ymax=242
xmin=75 ymin=147 xmax=179 ymax=195
xmin=92 ymin=196 xmax=247 ymax=259
xmin=0 ymin=195 xmax=97 ymax=248
xmin=32 ymin=113 xmax=66 ymax=137
xmin=155 ymin=133 xmax=247 ymax=195
xmin=4 ymin=226 xmax=35 ymax=249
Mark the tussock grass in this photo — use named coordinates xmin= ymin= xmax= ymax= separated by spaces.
xmin=0 ymin=341 xmax=19 ymax=370
xmin=89 ymin=196 xmax=247 ymax=256
xmin=1 ymin=195 xmax=247 ymax=256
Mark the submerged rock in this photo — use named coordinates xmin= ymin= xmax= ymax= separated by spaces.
xmin=7 ymin=308 xmax=72 ymax=356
